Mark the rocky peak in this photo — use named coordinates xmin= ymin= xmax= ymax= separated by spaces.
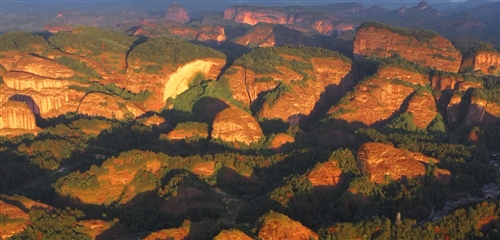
xmin=416 ymin=1 xmax=429 ymax=10
xmin=165 ymin=4 xmax=190 ymax=23
xmin=353 ymin=22 xmax=462 ymax=72
xmin=257 ymin=211 xmax=318 ymax=240
xmin=211 ymin=107 xmax=264 ymax=146
xmin=357 ymin=142 xmax=449 ymax=183
xmin=224 ymin=5 xmax=289 ymax=26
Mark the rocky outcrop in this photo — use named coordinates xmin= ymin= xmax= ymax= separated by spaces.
xmin=0 ymin=195 xmax=52 ymax=239
xmin=232 ymin=24 xmax=313 ymax=48
xmin=140 ymin=115 xmax=167 ymax=127
xmin=214 ymin=229 xmax=253 ymax=240
xmin=270 ymin=133 xmax=295 ymax=150
xmin=144 ymin=226 xmax=189 ymax=240
xmin=126 ymin=56 xmax=225 ymax=111
xmin=328 ymin=75 xmax=415 ymax=127
xmin=133 ymin=22 xmax=226 ymax=46
xmin=377 ymin=66 xmax=428 ymax=86
xmin=0 ymin=200 xmax=31 ymax=239
xmin=196 ymin=25 xmax=227 ymax=45
xmin=192 ymin=161 xmax=216 ymax=177
xmin=446 ymin=93 xmax=462 ymax=128
xmin=224 ymin=6 xmax=289 ymax=26
xmin=211 ymin=108 xmax=264 ymax=145
xmin=406 ymin=91 xmax=438 ymax=129
xmin=226 ymin=48 xmax=352 ymax=122
xmin=166 ymin=122 xmax=208 ymax=140
xmin=165 ymin=4 xmax=190 ymax=23
xmin=257 ymin=211 xmax=318 ymax=240
xmin=461 ymin=51 xmax=500 ymax=76
xmin=353 ymin=23 xmax=462 ymax=72
xmin=463 ymin=96 xmax=500 ymax=127
xmin=10 ymin=55 xmax=75 ymax=79
xmin=0 ymin=101 xmax=40 ymax=136
xmin=3 ymin=71 xmax=76 ymax=92
xmin=357 ymin=142 xmax=449 ymax=183
xmin=56 ymin=151 xmax=164 ymax=205
xmin=78 ymin=93 xmax=145 ymax=120
xmin=327 ymin=2 xmax=364 ymax=17
xmin=306 ymin=161 xmax=343 ymax=187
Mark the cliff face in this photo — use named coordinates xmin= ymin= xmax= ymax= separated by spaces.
xmin=446 ymin=93 xmax=462 ymax=128
xmin=133 ymin=22 xmax=226 ymax=46
xmin=165 ymin=4 xmax=190 ymax=23
xmin=406 ymin=91 xmax=438 ymax=129
xmin=214 ymin=229 xmax=253 ymax=240
xmin=357 ymin=142 xmax=449 ymax=183
xmin=461 ymin=51 xmax=500 ymax=76
xmin=11 ymin=55 xmax=75 ymax=79
xmin=3 ymin=71 xmax=75 ymax=92
xmin=270 ymin=133 xmax=295 ymax=151
xmin=226 ymin=52 xmax=352 ymax=122
xmin=211 ymin=108 xmax=264 ymax=145
xmin=306 ymin=161 xmax=343 ymax=187
xmin=257 ymin=211 xmax=318 ymax=240
xmin=328 ymin=75 xmax=415 ymax=127
xmin=126 ymin=58 xmax=225 ymax=111
xmin=353 ymin=25 xmax=462 ymax=72
xmin=0 ymin=101 xmax=41 ymax=136
xmin=144 ymin=227 xmax=189 ymax=240
xmin=463 ymin=97 xmax=500 ymax=127
xmin=223 ymin=5 xmax=347 ymax=36
xmin=0 ymin=200 xmax=31 ymax=239
xmin=224 ymin=6 xmax=289 ymax=26
xmin=232 ymin=24 xmax=313 ymax=48
xmin=78 ymin=93 xmax=145 ymax=120
xmin=57 ymin=151 xmax=164 ymax=205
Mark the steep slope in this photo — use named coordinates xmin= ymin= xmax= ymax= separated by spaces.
xmin=0 ymin=101 xmax=41 ymax=136
xmin=223 ymin=46 xmax=352 ymax=122
xmin=406 ymin=91 xmax=438 ymax=129
xmin=165 ymin=4 xmax=190 ymax=23
xmin=353 ymin=22 xmax=462 ymax=72
xmin=327 ymin=73 xmax=416 ymax=127
xmin=211 ymin=107 xmax=264 ymax=145
xmin=126 ymin=37 xmax=226 ymax=111
xmin=463 ymin=89 xmax=500 ymax=127
xmin=256 ymin=211 xmax=318 ymax=240
xmin=357 ymin=142 xmax=450 ymax=183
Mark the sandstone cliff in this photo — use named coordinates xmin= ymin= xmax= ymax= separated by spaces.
xmin=0 ymin=101 xmax=41 ymax=136
xmin=144 ymin=226 xmax=189 ymax=240
xmin=133 ymin=22 xmax=226 ymax=46
xmin=223 ymin=5 xmax=347 ymax=36
xmin=446 ymin=93 xmax=462 ymax=128
xmin=224 ymin=6 xmax=289 ymax=26
xmin=406 ymin=91 xmax=438 ymax=129
xmin=0 ymin=200 xmax=31 ymax=239
xmin=357 ymin=142 xmax=450 ymax=183
xmin=270 ymin=133 xmax=295 ymax=151
xmin=10 ymin=54 xmax=75 ymax=79
xmin=214 ymin=229 xmax=253 ymax=240
xmin=257 ymin=211 xmax=318 ymax=240
xmin=165 ymin=4 xmax=190 ymax=23
xmin=56 ymin=151 xmax=164 ymax=205
xmin=353 ymin=22 xmax=462 ymax=72
xmin=463 ymin=94 xmax=500 ymax=127
xmin=328 ymin=75 xmax=416 ymax=127
xmin=211 ymin=108 xmax=264 ymax=145
xmin=224 ymin=47 xmax=352 ymax=122
xmin=461 ymin=51 xmax=500 ymax=76
xmin=126 ymin=57 xmax=225 ymax=112
xmin=306 ymin=161 xmax=343 ymax=187
xmin=78 ymin=92 xmax=145 ymax=120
